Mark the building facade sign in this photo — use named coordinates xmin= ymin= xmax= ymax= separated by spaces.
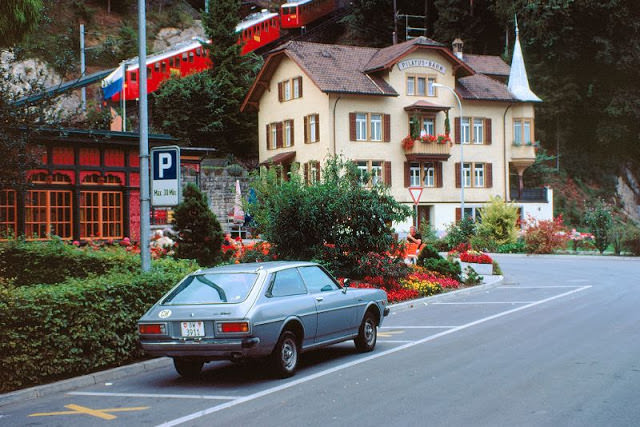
xmin=397 ymin=59 xmax=446 ymax=74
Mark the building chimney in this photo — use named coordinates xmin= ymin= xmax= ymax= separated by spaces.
xmin=452 ymin=38 xmax=464 ymax=60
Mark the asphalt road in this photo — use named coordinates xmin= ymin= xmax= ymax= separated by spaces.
xmin=1 ymin=254 xmax=639 ymax=426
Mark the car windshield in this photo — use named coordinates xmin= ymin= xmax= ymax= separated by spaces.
xmin=162 ymin=273 xmax=258 ymax=305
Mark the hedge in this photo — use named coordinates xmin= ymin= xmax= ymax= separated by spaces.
xmin=0 ymin=238 xmax=140 ymax=286
xmin=0 ymin=258 xmax=197 ymax=393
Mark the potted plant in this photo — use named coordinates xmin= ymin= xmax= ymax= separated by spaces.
xmin=402 ymin=135 xmax=415 ymax=150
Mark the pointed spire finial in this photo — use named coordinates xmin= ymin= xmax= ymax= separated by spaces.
xmin=508 ymin=15 xmax=542 ymax=102
xmin=515 ymin=14 xmax=519 ymax=36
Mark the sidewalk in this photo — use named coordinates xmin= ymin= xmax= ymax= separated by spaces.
xmin=0 ymin=275 xmax=503 ymax=407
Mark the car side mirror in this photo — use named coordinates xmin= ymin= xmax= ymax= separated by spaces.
xmin=342 ymin=278 xmax=350 ymax=293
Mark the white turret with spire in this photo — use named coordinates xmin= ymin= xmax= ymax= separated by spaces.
xmin=508 ymin=16 xmax=542 ymax=102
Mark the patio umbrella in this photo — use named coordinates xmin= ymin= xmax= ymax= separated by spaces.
xmin=233 ymin=179 xmax=245 ymax=224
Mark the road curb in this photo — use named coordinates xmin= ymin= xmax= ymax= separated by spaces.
xmin=389 ymin=275 xmax=504 ymax=313
xmin=0 ymin=357 xmax=172 ymax=408
xmin=0 ymin=276 xmax=505 ymax=407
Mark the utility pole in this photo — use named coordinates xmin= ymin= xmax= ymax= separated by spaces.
xmin=393 ymin=0 xmax=398 ymax=44
xmin=138 ymin=0 xmax=151 ymax=271
xmin=80 ymin=24 xmax=86 ymax=111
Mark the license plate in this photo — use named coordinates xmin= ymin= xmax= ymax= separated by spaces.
xmin=180 ymin=321 xmax=205 ymax=337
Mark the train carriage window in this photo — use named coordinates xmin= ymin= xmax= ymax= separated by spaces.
xmin=130 ymin=71 xmax=136 ymax=82
xmin=189 ymin=52 xmax=194 ymax=62
xmin=161 ymin=62 xmax=166 ymax=73
xmin=154 ymin=63 xmax=160 ymax=72
xmin=182 ymin=52 xmax=188 ymax=61
xmin=169 ymin=58 xmax=174 ymax=67
xmin=196 ymin=48 xmax=201 ymax=56
xmin=147 ymin=66 xmax=152 ymax=78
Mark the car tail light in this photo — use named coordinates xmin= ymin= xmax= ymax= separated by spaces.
xmin=139 ymin=323 xmax=166 ymax=335
xmin=217 ymin=322 xmax=249 ymax=334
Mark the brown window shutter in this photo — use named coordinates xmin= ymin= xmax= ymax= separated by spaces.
xmin=290 ymin=119 xmax=295 ymax=146
xmin=486 ymin=163 xmax=493 ymax=188
xmin=404 ymin=162 xmax=410 ymax=187
xmin=278 ymin=82 xmax=283 ymax=102
xmin=304 ymin=162 xmax=309 ymax=185
xmin=276 ymin=122 xmax=283 ymax=148
xmin=485 ymin=118 xmax=492 ymax=144
xmin=316 ymin=163 xmax=321 ymax=182
xmin=436 ymin=162 xmax=443 ymax=188
xmin=455 ymin=117 xmax=461 ymax=144
xmin=315 ymin=114 xmax=320 ymax=141
xmin=384 ymin=161 xmax=392 ymax=186
xmin=349 ymin=112 xmax=356 ymax=141
xmin=383 ymin=114 xmax=391 ymax=142
xmin=455 ymin=162 xmax=461 ymax=188
xmin=297 ymin=77 xmax=303 ymax=97
xmin=455 ymin=208 xmax=461 ymax=223
xmin=266 ymin=124 xmax=270 ymax=150
xmin=304 ymin=116 xmax=309 ymax=143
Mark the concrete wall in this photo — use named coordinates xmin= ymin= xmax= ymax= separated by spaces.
xmin=198 ymin=165 xmax=251 ymax=233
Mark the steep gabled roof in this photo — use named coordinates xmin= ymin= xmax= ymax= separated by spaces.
xmin=461 ymin=54 xmax=510 ymax=78
xmin=457 ymin=74 xmax=518 ymax=102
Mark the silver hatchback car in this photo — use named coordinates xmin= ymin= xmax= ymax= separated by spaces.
xmin=138 ymin=261 xmax=389 ymax=378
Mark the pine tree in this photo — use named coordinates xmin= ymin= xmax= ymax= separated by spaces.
xmin=172 ymin=183 xmax=223 ymax=267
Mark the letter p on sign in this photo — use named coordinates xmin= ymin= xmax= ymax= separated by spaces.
xmin=151 ymin=146 xmax=180 ymax=207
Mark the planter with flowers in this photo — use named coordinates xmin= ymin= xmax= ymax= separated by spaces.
xmin=448 ymin=244 xmax=494 ymax=277
xmin=459 ymin=250 xmax=494 ymax=276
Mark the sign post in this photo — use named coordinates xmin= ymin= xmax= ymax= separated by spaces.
xmin=408 ymin=187 xmax=423 ymax=227
xmin=151 ymin=146 xmax=181 ymax=207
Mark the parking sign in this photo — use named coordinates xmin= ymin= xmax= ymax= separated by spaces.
xmin=151 ymin=146 xmax=180 ymax=206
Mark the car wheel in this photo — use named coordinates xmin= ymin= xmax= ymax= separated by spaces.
xmin=271 ymin=331 xmax=298 ymax=378
xmin=354 ymin=312 xmax=377 ymax=352
xmin=173 ymin=358 xmax=203 ymax=378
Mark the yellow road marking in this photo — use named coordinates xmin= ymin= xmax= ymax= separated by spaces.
xmin=378 ymin=329 xmax=404 ymax=337
xmin=29 ymin=404 xmax=150 ymax=420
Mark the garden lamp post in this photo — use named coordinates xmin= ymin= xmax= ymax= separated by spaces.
xmin=433 ymin=82 xmax=465 ymax=218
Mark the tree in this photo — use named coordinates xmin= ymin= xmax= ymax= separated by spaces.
xmin=152 ymin=0 xmax=262 ymax=158
xmin=0 ymin=0 xmax=44 ymax=47
xmin=247 ymin=157 xmax=411 ymax=275
xmin=584 ymin=199 xmax=612 ymax=254
xmin=172 ymin=183 xmax=223 ymax=267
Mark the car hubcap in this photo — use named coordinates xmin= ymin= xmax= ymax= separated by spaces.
xmin=365 ymin=321 xmax=375 ymax=345
xmin=282 ymin=339 xmax=296 ymax=369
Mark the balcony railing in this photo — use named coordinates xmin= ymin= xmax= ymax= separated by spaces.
xmin=402 ymin=139 xmax=451 ymax=159
xmin=510 ymin=187 xmax=549 ymax=202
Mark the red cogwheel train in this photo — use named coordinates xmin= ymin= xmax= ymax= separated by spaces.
xmin=103 ymin=1 xmax=338 ymax=102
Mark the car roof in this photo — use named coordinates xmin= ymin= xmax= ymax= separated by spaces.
xmin=196 ymin=261 xmax=318 ymax=275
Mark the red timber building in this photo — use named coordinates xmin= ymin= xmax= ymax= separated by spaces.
xmin=0 ymin=129 xmax=209 ymax=242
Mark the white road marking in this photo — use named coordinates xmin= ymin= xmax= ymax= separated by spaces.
xmin=378 ymin=340 xmax=415 ymax=343
xmin=156 ymin=285 xmax=591 ymax=427
xmin=433 ymin=301 xmax=536 ymax=305
xmin=499 ymin=286 xmax=584 ymax=289
xmin=381 ymin=326 xmax=457 ymax=329
xmin=68 ymin=392 xmax=237 ymax=400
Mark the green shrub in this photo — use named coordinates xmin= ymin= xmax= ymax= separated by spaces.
xmin=621 ymin=224 xmax=640 ymax=256
xmin=0 ymin=258 xmax=197 ymax=393
xmin=476 ymin=196 xmax=519 ymax=246
xmin=418 ymin=258 xmax=461 ymax=282
xmin=463 ymin=266 xmax=482 ymax=286
xmin=445 ymin=217 xmax=476 ymax=250
xmin=416 ymin=244 xmax=442 ymax=263
xmin=584 ymin=200 xmax=613 ymax=254
xmin=497 ymin=239 xmax=527 ymax=253
xmin=0 ymin=238 xmax=139 ymax=286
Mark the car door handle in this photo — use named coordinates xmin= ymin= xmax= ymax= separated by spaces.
xmin=315 ymin=296 xmax=324 ymax=302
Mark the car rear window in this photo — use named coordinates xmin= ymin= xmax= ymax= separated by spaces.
xmin=162 ymin=273 xmax=258 ymax=304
